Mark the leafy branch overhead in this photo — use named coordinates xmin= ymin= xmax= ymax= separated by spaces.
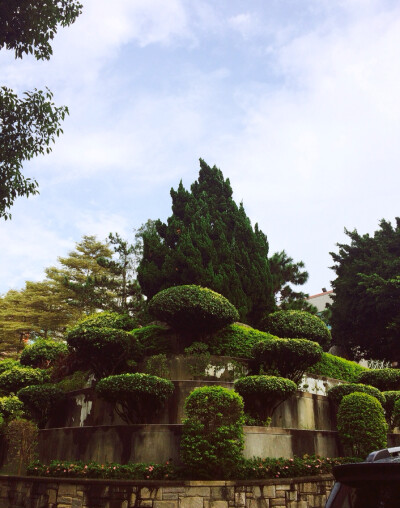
xmin=0 ymin=87 xmax=68 ymax=219
xmin=0 ymin=0 xmax=83 ymax=60
xmin=0 ymin=0 xmax=83 ymax=219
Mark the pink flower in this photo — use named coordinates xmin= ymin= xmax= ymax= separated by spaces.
xmin=149 ymin=466 xmax=154 ymax=472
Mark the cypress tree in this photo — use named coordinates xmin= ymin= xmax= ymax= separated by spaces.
xmin=137 ymin=159 xmax=275 ymax=325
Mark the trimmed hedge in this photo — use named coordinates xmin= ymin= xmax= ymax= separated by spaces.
xmin=234 ymin=375 xmax=297 ymax=425
xmin=131 ymin=324 xmax=174 ymax=356
xmin=180 ymin=386 xmax=244 ymax=479
xmin=77 ymin=312 xmax=136 ymax=331
xmin=18 ymin=384 xmax=65 ymax=428
xmin=308 ymin=352 xmax=367 ymax=382
xmin=261 ymin=310 xmax=331 ymax=348
xmin=96 ymin=373 xmax=174 ymax=424
xmin=66 ymin=325 xmax=141 ymax=378
xmin=358 ymin=369 xmax=400 ymax=391
xmin=0 ymin=367 xmax=49 ymax=394
xmin=148 ymin=285 xmax=239 ymax=335
xmin=251 ymin=338 xmax=323 ymax=384
xmin=207 ymin=324 xmax=278 ymax=358
xmin=327 ymin=383 xmax=385 ymax=407
xmin=382 ymin=391 xmax=400 ymax=431
xmin=20 ymin=339 xmax=68 ymax=368
xmin=337 ymin=392 xmax=387 ymax=457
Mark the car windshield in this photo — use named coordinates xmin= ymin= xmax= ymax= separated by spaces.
xmin=328 ymin=481 xmax=400 ymax=508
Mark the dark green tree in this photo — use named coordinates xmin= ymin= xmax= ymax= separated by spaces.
xmin=137 ymin=159 xmax=275 ymax=325
xmin=330 ymin=218 xmax=400 ymax=361
xmin=0 ymin=0 xmax=82 ymax=219
xmin=269 ymin=250 xmax=317 ymax=312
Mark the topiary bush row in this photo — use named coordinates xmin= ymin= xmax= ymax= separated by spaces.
xmin=0 ymin=366 xmax=49 ymax=394
xmin=234 ymin=375 xmax=297 ymax=425
xmin=251 ymin=338 xmax=323 ymax=384
xmin=20 ymin=339 xmax=68 ymax=369
xmin=95 ymin=373 xmax=174 ymax=424
xmin=327 ymin=383 xmax=385 ymax=407
xmin=17 ymin=384 xmax=65 ymax=429
xmin=148 ymin=285 xmax=239 ymax=336
xmin=358 ymin=368 xmax=400 ymax=391
xmin=260 ymin=310 xmax=331 ymax=349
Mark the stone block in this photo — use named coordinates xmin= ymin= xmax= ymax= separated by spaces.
xmin=164 ymin=487 xmax=185 ymax=494
xmin=262 ymin=486 xmax=275 ymax=498
xmin=140 ymin=501 xmax=153 ymax=508
xmin=154 ymin=501 xmax=178 ymax=508
xmin=130 ymin=493 xmax=137 ymax=506
xmin=179 ymin=496 xmax=204 ymax=508
xmin=300 ymin=482 xmax=318 ymax=493
xmin=185 ymin=487 xmax=210 ymax=498
xmin=58 ymin=484 xmax=77 ymax=496
xmin=234 ymin=492 xmax=245 ymax=506
xmin=47 ymin=489 xmax=57 ymax=504
xmin=72 ymin=499 xmax=84 ymax=508
xmin=163 ymin=494 xmax=179 ymax=500
xmin=269 ymin=500 xmax=285 ymax=508
xmin=58 ymin=496 xmax=73 ymax=504
xmin=286 ymin=490 xmax=297 ymax=501
xmin=252 ymin=487 xmax=261 ymax=498
xmin=210 ymin=501 xmax=228 ymax=508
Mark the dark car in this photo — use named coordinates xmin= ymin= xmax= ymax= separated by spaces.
xmin=326 ymin=447 xmax=400 ymax=507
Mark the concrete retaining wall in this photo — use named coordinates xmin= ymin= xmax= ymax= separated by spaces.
xmin=38 ymin=425 xmax=342 ymax=464
xmin=0 ymin=475 xmax=335 ymax=508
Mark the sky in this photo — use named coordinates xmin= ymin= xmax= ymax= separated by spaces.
xmin=1 ymin=0 xmax=400 ymax=297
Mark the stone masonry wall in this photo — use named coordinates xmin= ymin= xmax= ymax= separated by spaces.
xmin=0 ymin=475 xmax=334 ymax=508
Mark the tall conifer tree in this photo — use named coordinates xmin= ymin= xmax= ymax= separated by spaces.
xmin=137 ymin=159 xmax=275 ymax=325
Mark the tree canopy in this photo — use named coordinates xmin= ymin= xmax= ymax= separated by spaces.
xmin=0 ymin=0 xmax=82 ymax=219
xmin=330 ymin=218 xmax=400 ymax=362
xmin=137 ymin=159 xmax=275 ymax=325
xmin=269 ymin=250 xmax=316 ymax=312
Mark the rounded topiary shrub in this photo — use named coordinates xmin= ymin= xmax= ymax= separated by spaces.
xmin=96 ymin=373 xmax=174 ymax=424
xmin=77 ymin=311 xmax=136 ymax=331
xmin=207 ymin=323 xmax=278 ymax=358
xmin=180 ymin=385 xmax=244 ymax=479
xmin=66 ymin=325 xmax=141 ymax=379
xmin=0 ymin=367 xmax=49 ymax=394
xmin=358 ymin=369 xmax=400 ymax=391
xmin=337 ymin=392 xmax=387 ymax=457
xmin=327 ymin=383 xmax=385 ymax=408
xmin=148 ymin=285 xmax=239 ymax=336
xmin=382 ymin=391 xmax=400 ymax=431
xmin=0 ymin=395 xmax=24 ymax=421
xmin=251 ymin=338 xmax=323 ymax=384
xmin=261 ymin=310 xmax=331 ymax=348
xmin=17 ymin=384 xmax=65 ymax=428
xmin=234 ymin=375 xmax=297 ymax=425
xmin=20 ymin=339 xmax=68 ymax=368
xmin=392 ymin=399 xmax=400 ymax=430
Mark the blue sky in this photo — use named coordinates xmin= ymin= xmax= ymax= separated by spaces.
xmin=1 ymin=0 xmax=400 ymax=296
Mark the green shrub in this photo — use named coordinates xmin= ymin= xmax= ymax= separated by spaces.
xmin=382 ymin=391 xmax=400 ymax=431
xmin=77 ymin=311 xmax=136 ymax=331
xmin=261 ymin=310 xmax=331 ymax=348
xmin=307 ymin=353 xmax=367 ymax=382
xmin=0 ymin=395 xmax=25 ymax=421
xmin=393 ymin=399 xmax=400 ymax=430
xmin=207 ymin=324 xmax=278 ymax=358
xmin=358 ymin=369 xmax=400 ymax=391
xmin=96 ymin=373 xmax=174 ymax=424
xmin=234 ymin=375 xmax=297 ymax=425
xmin=0 ymin=367 xmax=49 ymax=394
xmin=0 ymin=359 xmax=20 ymax=374
xmin=148 ymin=285 xmax=239 ymax=336
xmin=337 ymin=392 xmax=387 ymax=457
xmin=180 ymin=385 xmax=244 ymax=479
xmin=55 ymin=370 xmax=92 ymax=392
xmin=17 ymin=384 xmax=65 ymax=428
xmin=143 ymin=354 xmax=170 ymax=379
xmin=66 ymin=325 xmax=141 ymax=378
xmin=327 ymin=383 xmax=385 ymax=407
xmin=251 ymin=338 xmax=323 ymax=384
xmin=20 ymin=339 xmax=68 ymax=368
xmin=131 ymin=325 xmax=175 ymax=356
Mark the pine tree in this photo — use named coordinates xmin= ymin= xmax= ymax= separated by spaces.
xmin=137 ymin=159 xmax=275 ymax=325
